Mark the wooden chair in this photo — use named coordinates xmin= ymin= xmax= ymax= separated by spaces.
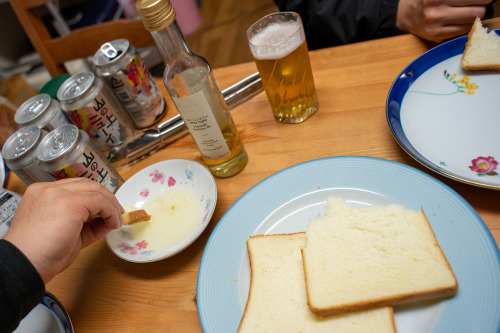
xmin=9 ymin=0 xmax=156 ymax=77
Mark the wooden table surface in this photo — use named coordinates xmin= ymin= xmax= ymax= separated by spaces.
xmin=6 ymin=32 xmax=500 ymax=332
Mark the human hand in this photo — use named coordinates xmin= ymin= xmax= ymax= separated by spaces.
xmin=396 ymin=0 xmax=491 ymax=42
xmin=4 ymin=178 xmax=124 ymax=284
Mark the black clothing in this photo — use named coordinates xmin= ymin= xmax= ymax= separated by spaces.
xmin=0 ymin=240 xmax=45 ymax=333
xmin=274 ymin=0 xmax=497 ymax=50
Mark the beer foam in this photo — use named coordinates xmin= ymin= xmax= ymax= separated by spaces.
xmin=249 ymin=21 xmax=304 ymax=60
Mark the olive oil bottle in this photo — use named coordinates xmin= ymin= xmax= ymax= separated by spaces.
xmin=135 ymin=0 xmax=247 ymax=177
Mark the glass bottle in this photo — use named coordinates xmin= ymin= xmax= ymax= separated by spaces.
xmin=135 ymin=0 xmax=248 ymax=178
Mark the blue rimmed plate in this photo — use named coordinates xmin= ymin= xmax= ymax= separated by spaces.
xmin=387 ymin=29 xmax=500 ymax=190
xmin=14 ymin=291 xmax=73 ymax=333
xmin=197 ymin=156 xmax=500 ymax=332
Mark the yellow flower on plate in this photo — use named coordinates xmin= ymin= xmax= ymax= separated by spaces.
xmin=457 ymin=76 xmax=470 ymax=85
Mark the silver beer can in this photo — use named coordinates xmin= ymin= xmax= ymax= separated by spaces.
xmin=38 ymin=124 xmax=124 ymax=193
xmin=57 ymin=72 xmax=135 ymax=155
xmin=1 ymin=125 xmax=54 ymax=185
xmin=38 ymin=125 xmax=123 ymax=193
xmin=14 ymin=93 xmax=71 ymax=131
xmin=93 ymin=39 xmax=166 ymax=128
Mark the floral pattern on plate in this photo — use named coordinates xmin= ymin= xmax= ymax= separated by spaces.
xmin=409 ymin=70 xmax=478 ymax=96
xmin=395 ymin=52 xmax=500 ymax=189
xmin=105 ymin=159 xmax=217 ymax=263
xmin=470 ymin=156 xmax=499 ymax=177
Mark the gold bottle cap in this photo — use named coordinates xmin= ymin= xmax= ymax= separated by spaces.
xmin=135 ymin=0 xmax=176 ymax=32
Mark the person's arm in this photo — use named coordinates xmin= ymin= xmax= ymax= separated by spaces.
xmin=396 ymin=0 xmax=493 ymax=42
xmin=0 ymin=178 xmax=123 ymax=331
xmin=274 ymin=0 xmax=401 ymax=49
xmin=0 ymin=240 xmax=44 ymax=333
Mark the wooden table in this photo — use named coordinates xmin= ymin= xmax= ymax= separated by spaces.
xmin=5 ymin=32 xmax=500 ymax=332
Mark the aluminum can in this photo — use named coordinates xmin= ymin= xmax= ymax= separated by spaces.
xmin=57 ymin=72 xmax=135 ymax=155
xmin=37 ymin=124 xmax=124 ymax=193
xmin=14 ymin=93 xmax=71 ymax=131
xmin=1 ymin=125 xmax=54 ymax=185
xmin=93 ymin=39 xmax=166 ymax=128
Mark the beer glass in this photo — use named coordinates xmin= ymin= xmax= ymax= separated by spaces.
xmin=247 ymin=12 xmax=319 ymax=123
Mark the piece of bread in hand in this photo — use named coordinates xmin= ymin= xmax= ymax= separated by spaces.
xmin=461 ymin=17 xmax=500 ymax=71
xmin=121 ymin=209 xmax=151 ymax=225
xmin=238 ymin=233 xmax=396 ymax=333
xmin=302 ymin=197 xmax=458 ymax=317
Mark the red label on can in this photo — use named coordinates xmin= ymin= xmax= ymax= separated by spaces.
xmin=67 ymin=97 xmax=123 ymax=148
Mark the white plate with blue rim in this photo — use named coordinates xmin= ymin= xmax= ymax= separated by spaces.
xmin=105 ymin=159 xmax=217 ymax=263
xmin=197 ymin=156 xmax=500 ymax=332
xmin=387 ymin=29 xmax=500 ymax=190
xmin=14 ymin=291 xmax=73 ymax=333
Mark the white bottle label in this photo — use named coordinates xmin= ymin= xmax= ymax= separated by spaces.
xmin=173 ymin=91 xmax=231 ymax=160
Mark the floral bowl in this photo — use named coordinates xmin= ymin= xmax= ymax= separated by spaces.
xmin=105 ymin=159 xmax=217 ymax=262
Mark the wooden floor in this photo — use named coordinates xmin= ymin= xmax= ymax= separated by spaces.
xmin=185 ymin=0 xmax=277 ymax=69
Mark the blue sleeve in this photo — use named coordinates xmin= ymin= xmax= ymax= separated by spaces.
xmin=0 ymin=239 xmax=45 ymax=333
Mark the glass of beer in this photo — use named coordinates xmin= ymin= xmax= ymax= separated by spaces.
xmin=247 ymin=12 xmax=319 ymax=123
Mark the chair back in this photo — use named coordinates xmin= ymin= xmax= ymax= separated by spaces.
xmin=9 ymin=0 xmax=155 ymax=77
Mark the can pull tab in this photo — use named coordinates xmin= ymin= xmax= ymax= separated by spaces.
xmin=28 ymin=100 xmax=44 ymax=115
xmin=52 ymin=133 xmax=65 ymax=150
xmin=101 ymin=43 xmax=119 ymax=59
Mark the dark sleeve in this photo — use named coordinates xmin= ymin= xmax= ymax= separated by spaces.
xmin=0 ymin=239 xmax=45 ymax=333
xmin=275 ymin=0 xmax=401 ymax=50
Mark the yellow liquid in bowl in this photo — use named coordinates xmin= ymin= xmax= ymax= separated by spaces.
xmin=133 ymin=187 xmax=201 ymax=251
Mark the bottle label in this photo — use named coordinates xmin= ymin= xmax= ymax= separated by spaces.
xmin=173 ymin=91 xmax=231 ymax=160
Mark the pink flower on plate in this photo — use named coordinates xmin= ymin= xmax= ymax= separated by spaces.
xmin=118 ymin=243 xmax=139 ymax=255
xmin=469 ymin=156 xmax=498 ymax=175
xmin=140 ymin=188 xmax=149 ymax=197
xmin=168 ymin=176 xmax=176 ymax=187
xmin=136 ymin=240 xmax=148 ymax=249
xmin=150 ymin=170 xmax=165 ymax=184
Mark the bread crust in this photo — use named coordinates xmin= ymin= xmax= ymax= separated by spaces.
xmin=461 ymin=17 xmax=500 ymax=71
xmin=302 ymin=208 xmax=458 ymax=317
xmin=239 ymin=232 xmax=398 ymax=332
xmin=238 ymin=232 xmax=307 ymax=332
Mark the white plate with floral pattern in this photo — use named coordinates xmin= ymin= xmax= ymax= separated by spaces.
xmin=105 ymin=159 xmax=217 ymax=262
xmin=387 ymin=30 xmax=500 ymax=189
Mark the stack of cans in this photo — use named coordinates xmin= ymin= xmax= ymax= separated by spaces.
xmin=57 ymin=71 xmax=136 ymax=155
xmin=1 ymin=39 xmax=166 ymax=193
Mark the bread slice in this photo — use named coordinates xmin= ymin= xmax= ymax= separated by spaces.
xmin=303 ymin=197 xmax=458 ymax=317
xmin=238 ymin=233 xmax=396 ymax=333
xmin=121 ymin=209 xmax=151 ymax=225
xmin=461 ymin=17 xmax=500 ymax=71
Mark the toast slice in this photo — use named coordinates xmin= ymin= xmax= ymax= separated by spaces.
xmin=302 ymin=197 xmax=458 ymax=317
xmin=461 ymin=17 xmax=500 ymax=71
xmin=238 ymin=233 xmax=396 ymax=333
xmin=121 ymin=209 xmax=151 ymax=226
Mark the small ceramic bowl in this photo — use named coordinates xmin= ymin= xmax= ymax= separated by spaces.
xmin=14 ymin=291 xmax=73 ymax=333
xmin=105 ymin=159 xmax=217 ymax=262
